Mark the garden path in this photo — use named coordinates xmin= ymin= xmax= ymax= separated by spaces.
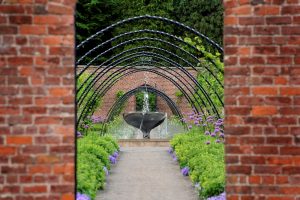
xmin=96 ymin=147 xmax=198 ymax=200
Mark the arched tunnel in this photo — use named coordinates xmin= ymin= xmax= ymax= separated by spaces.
xmin=76 ymin=15 xmax=224 ymax=134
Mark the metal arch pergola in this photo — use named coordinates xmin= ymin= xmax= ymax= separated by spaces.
xmin=76 ymin=15 xmax=224 ymax=127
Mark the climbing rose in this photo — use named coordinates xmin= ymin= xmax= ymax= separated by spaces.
xmin=181 ymin=167 xmax=189 ymax=176
xmin=76 ymin=192 xmax=90 ymax=200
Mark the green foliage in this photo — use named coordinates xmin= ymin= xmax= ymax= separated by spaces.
xmin=173 ymin=0 xmax=224 ymax=46
xmin=77 ymin=133 xmax=119 ymax=199
xmin=135 ymin=92 xmax=157 ymax=111
xmin=75 ymin=0 xmax=223 ymax=64
xmin=77 ymin=72 xmax=102 ymax=133
xmin=175 ymin=90 xmax=183 ymax=98
xmin=170 ymin=130 xmax=225 ymax=198
xmin=116 ymin=90 xmax=125 ymax=99
xmin=182 ymin=36 xmax=224 ymax=116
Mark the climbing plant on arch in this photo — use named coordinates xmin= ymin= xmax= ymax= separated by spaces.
xmin=76 ymin=15 xmax=224 ymax=129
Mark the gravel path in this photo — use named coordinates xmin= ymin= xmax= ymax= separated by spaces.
xmin=96 ymin=147 xmax=198 ymax=200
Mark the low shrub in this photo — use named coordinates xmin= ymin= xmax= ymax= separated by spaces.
xmin=170 ymin=129 xmax=225 ymax=199
xmin=77 ymin=132 xmax=120 ymax=199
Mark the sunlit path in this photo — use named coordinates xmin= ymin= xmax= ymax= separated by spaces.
xmin=96 ymin=147 xmax=198 ymax=200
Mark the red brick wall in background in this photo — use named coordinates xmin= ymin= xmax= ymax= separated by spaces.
xmin=0 ymin=1 xmax=76 ymax=200
xmin=0 ymin=0 xmax=300 ymax=199
xmin=86 ymin=68 xmax=197 ymax=118
xmin=224 ymin=0 xmax=300 ymax=199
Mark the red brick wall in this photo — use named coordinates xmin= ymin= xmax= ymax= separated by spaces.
xmin=224 ymin=0 xmax=300 ymax=199
xmin=79 ymin=67 xmax=196 ymax=118
xmin=1 ymin=1 xmax=300 ymax=199
xmin=0 ymin=1 xmax=75 ymax=200
xmin=96 ymin=69 xmax=195 ymax=118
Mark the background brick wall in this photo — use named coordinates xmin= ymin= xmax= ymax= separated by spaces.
xmin=1 ymin=0 xmax=300 ymax=199
xmin=0 ymin=1 xmax=76 ymax=200
xmin=79 ymin=67 xmax=197 ymax=118
xmin=224 ymin=0 xmax=300 ymax=199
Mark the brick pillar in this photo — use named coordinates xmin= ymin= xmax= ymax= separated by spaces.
xmin=224 ymin=1 xmax=300 ymax=199
xmin=0 ymin=2 xmax=75 ymax=199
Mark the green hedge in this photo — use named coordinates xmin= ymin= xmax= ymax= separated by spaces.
xmin=170 ymin=130 xmax=225 ymax=198
xmin=77 ymin=133 xmax=120 ymax=199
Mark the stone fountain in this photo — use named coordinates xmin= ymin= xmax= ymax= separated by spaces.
xmin=123 ymin=90 xmax=166 ymax=139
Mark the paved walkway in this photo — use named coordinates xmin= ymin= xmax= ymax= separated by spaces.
xmin=96 ymin=147 xmax=198 ymax=200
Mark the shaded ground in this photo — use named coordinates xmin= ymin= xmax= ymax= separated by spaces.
xmin=96 ymin=147 xmax=198 ymax=200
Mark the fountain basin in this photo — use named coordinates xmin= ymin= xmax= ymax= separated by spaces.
xmin=123 ymin=112 xmax=166 ymax=139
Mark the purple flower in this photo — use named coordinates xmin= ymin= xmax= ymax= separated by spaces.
xmin=168 ymin=148 xmax=173 ymax=154
xmin=109 ymin=155 xmax=117 ymax=164
xmin=194 ymin=120 xmax=199 ymax=125
xmin=77 ymin=131 xmax=82 ymax=138
xmin=219 ymin=133 xmax=225 ymax=138
xmin=103 ymin=166 xmax=109 ymax=176
xmin=84 ymin=124 xmax=89 ymax=129
xmin=202 ymin=123 xmax=207 ymax=127
xmin=211 ymin=133 xmax=216 ymax=137
xmin=112 ymin=151 xmax=119 ymax=158
xmin=205 ymin=131 xmax=210 ymax=135
xmin=76 ymin=192 xmax=90 ymax=200
xmin=195 ymin=182 xmax=200 ymax=189
xmin=207 ymin=192 xmax=226 ymax=200
xmin=189 ymin=115 xmax=194 ymax=120
xmin=215 ymin=122 xmax=223 ymax=126
xmin=91 ymin=115 xmax=103 ymax=123
xmin=216 ymin=139 xmax=221 ymax=143
xmin=206 ymin=141 xmax=210 ymax=145
xmin=172 ymin=154 xmax=177 ymax=161
xmin=188 ymin=125 xmax=192 ymax=129
xmin=181 ymin=166 xmax=189 ymax=176
xmin=214 ymin=127 xmax=220 ymax=133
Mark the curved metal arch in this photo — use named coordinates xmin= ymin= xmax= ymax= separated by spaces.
xmin=77 ymin=44 xmax=221 ymax=95
xmin=77 ymin=29 xmax=223 ymax=74
xmin=107 ymin=85 xmax=183 ymax=122
xmin=77 ymin=51 xmax=220 ymax=118
xmin=78 ymin=61 xmax=206 ymax=124
xmin=82 ymin=60 xmax=206 ymax=115
xmin=77 ymin=52 xmax=211 ymax=117
xmin=77 ymin=37 xmax=223 ymax=89
xmin=77 ymin=50 xmax=208 ymax=108
xmin=78 ymin=66 xmax=205 ymax=125
xmin=77 ymin=15 xmax=223 ymax=53
xmin=77 ymin=46 xmax=223 ymax=108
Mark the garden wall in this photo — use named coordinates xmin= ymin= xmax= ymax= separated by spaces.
xmin=0 ymin=1 xmax=299 ymax=200
xmin=224 ymin=0 xmax=300 ymax=199
xmin=77 ymin=67 xmax=196 ymax=118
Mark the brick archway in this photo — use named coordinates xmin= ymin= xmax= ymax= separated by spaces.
xmin=0 ymin=1 xmax=299 ymax=199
